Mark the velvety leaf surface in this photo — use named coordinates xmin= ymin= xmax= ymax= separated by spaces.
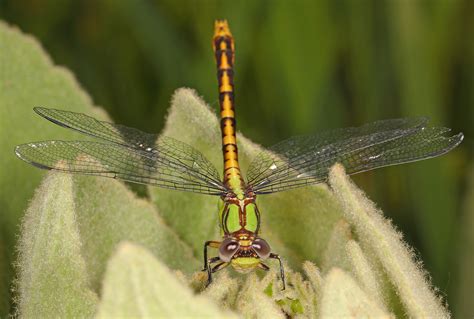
xmin=319 ymin=268 xmax=392 ymax=318
xmin=329 ymin=164 xmax=450 ymax=318
xmin=234 ymin=274 xmax=285 ymax=319
xmin=320 ymin=219 xmax=353 ymax=274
xmin=0 ymin=21 xmax=105 ymax=315
xmin=16 ymin=173 xmax=98 ymax=317
xmin=346 ymin=240 xmax=387 ymax=312
xmin=96 ymin=242 xmax=238 ymax=318
xmin=72 ymin=175 xmax=200 ymax=291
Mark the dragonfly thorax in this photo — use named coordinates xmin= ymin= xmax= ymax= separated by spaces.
xmin=219 ymin=195 xmax=260 ymax=235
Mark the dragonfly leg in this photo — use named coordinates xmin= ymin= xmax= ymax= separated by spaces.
xmin=258 ymin=262 xmax=270 ymax=271
xmin=202 ymin=241 xmax=221 ymax=271
xmin=269 ymin=253 xmax=286 ymax=290
xmin=205 ymin=256 xmax=221 ymax=287
xmin=212 ymin=261 xmax=230 ymax=273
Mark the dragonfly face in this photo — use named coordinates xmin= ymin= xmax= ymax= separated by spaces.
xmin=220 ymin=236 xmax=272 ymax=274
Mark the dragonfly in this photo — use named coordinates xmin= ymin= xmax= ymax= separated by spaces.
xmin=15 ymin=20 xmax=463 ymax=289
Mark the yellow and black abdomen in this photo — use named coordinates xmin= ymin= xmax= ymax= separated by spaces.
xmin=213 ymin=20 xmax=244 ymax=196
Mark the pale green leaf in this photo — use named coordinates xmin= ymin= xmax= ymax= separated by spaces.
xmin=16 ymin=172 xmax=98 ymax=317
xmin=201 ymin=270 xmax=240 ymax=309
xmin=204 ymin=262 xmax=321 ymax=317
xmin=235 ymin=273 xmax=285 ymax=319
xmin=72 ymin=175 xmax=200 ymax=292
xmin=329 ymin=164 xmax=450 ymax=318
xmin=0 ymin=21 xmax=106 ymax=315
xmin=288 ymin=271 xmax=317 ymax=317
xmin=346 ymin=240 xmax=388 ymax=313
xmin=319 ymin=268 xmax=392 ymax=318
xmin=320 ymin=219 xmax=352 ymax=274
xmin=96 ymin=242 xmax=238 ymax=318
xmin=149 ymin=89 xmax=223 ymax=257
xmin=302 ymin=261 xmax=324 ymax=295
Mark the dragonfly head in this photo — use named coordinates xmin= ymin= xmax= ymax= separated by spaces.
xmin=218 ymin=234 xmax=271 ymax=273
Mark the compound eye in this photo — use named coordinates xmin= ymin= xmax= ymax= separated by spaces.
xmin=252 ymin=238 xmax=271 ymax=259
xmin=219 ymin=237 xmax=240 ymax=262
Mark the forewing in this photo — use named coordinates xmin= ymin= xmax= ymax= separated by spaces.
xmin=246 ymin=118 xmax=463 ymax=194
xmin=34 ymin=107 xmax=159 ymax=148
xmin=17 ymin=108 xmax=226 ymax=195
xmin=15 ymin=140 xmax=226 ymax=195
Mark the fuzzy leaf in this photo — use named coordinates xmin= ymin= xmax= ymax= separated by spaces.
xmin=72 ymin=175 xmax=200 ymax=292
xmin=235 ymin=273 xmax=285 ymax=319
xmin=16 ymin=172 xmax=98 ymax=317
xmin=303 ymin=261 xmax=324 ymax=295
xmin=0 ymin=21 xmax=105 ymax=315
xmin=96 ymin=242 xmax=238 ymax=318
xmin=287 ymin=271 xmax=318 ymax=317
xmin=329 ymin=164 xmax=449 ymax=318
xmin=321 ymin=219 xmax=353 ymax=274
xmin=201 ymin=270 xmax=240 ymax=309
xmin=346 ymin=239 xmax=388 ymax=313
xmin=320 ymin=268 xmax=392 ymax=318
xmin=148 ymin=89 xmax=223 ymax=257
xmin=150 ymin=88 xmax=344 ymax=271
xmin=15 ymin=151 xmax=202 ymax=316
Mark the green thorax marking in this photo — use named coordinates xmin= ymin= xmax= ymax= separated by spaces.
xmin=219 ymin=199 xmax=260 ymax=235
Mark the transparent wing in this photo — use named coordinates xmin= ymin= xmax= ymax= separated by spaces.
xmin=246 ymin=118 xmax=463 ymax=194
xmin=16 ymin=108 xmax=226 ymax=195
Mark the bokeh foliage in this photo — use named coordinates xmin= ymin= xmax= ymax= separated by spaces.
xmin=1 ymin=0 xmax=472 ymax=316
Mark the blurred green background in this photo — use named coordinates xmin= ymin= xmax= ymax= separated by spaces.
xmin=1 ymin=0 xmax=472 ymax=316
